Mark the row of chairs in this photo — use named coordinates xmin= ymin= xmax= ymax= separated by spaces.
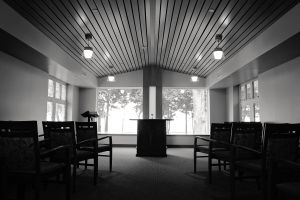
xmin=194 ymin=122 xmax=300 ymax=200
xmin=0 ymin=121 xmax=112 ymax=200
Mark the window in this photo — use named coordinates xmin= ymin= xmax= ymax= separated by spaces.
xmin=47 ymin=78 xmax=67 ymax=121
xmin=162 ymin=88 xmax=209 ymax=135
xmin=240 ymin=79 xmax=260 ymax=122
xmin=96 ymin=88 xmax=143 ymax=134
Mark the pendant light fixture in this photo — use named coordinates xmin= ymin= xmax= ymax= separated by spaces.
xmin=190 ymin=66 xmax=199 ymax=82
xmin=213 ymin=34 xmax=224 ymax=60
xmin=107 ymin=75 xmax=115 ymax=82
xmin=83 ymin=33 xmax=93 ymax=59
xmin=107 ymin=66 xmax=115 ymax=82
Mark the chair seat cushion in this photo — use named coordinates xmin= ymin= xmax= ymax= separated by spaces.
xmin=75 ymin=150 xmax=94 ymax=161
xmin=195 ymin=146 xmax=227 ymax=154
xmin=235 ymin=159 xmax=262 ymax=171
xmin=79 ymin=145 xmax=111 ymax=153
xmin=213 ymin=150 xmax=257 ymax=161
xmin=40 ymin=161 xmax=65 ymax=174
xmin=277 ymin=182 xmax=300 ymax=197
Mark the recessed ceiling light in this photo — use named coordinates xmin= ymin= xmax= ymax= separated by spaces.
xmin=195 ymin=53 xmax=202 ymax=61
xmin=209 ymin=9 xmax=215 ymax=13
xmin=103 ymin=51 xmax=110 ymax=61
xmin=109 ymin=65 xmax=114 ymax=69
xmin=107 ymin=75 xmax=115 ymax=82
xmin=191 ymin=76 xmax=199 ymax=82
xmin=92 ymin=9 xmax=99 ymax=14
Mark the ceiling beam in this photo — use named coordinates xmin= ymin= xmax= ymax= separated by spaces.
xmin=0 ymin=0 xmax=97 ymax=87
xmin=206 ymin=3 xmax=300 ymax=88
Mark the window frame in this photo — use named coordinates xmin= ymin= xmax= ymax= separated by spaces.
xmin=47 ymin=77 xmax=67 ymax=121
xmin=239 ymin=79 xmax=260 ymax=122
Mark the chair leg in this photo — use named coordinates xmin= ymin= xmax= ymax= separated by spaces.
xmin=85 ymin=159 xmax=88 ymax=170
xmin=109 ymin=149 xmax=112 ymax=172
xmin=224 ymin=161 xmax=227 ymax=170
xmin=208 ymin=155 xmax=212 ymax=184
xmin=218 ymin=160 xmax=221 ymax=171
xmin=72 ymin=163 xmax=76 ymax=192
xmin=93 ymin=154 xmax=98 ymax=185
xmin=65 ymin=165 xmax=71 ymax=200
xmin=34 ymin=178 xmax=40 ymax=200
xmin=193 ymin=150 xmax=197 ymax=173
xmin=230 ymin=163 xmax=236 ymax=200
xmin=17 ymin=184 xmax=25 ymax=200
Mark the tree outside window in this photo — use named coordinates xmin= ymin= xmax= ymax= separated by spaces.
xmin=162 ymin=88 xmax=209 ymax=135
xmin=96 ymin=88 xmax=143 ymax=134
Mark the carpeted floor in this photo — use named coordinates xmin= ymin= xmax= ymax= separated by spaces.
xmin=7 ymin=148 xmax=262 ymax=200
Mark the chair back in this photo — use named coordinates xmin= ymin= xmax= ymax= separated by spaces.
xmin=42 ymin=121 xmax=76 ymax=159
xmin=210 ymin=123 xmax=232 ymax=148
xmin=232 ymin=122 xmax=263 ymax=149
xmin=75 ymin=122 xmax=97 ymax=147
xmin=0 ymin=121 xmax=39 ymax=171
xmin=230 ymin=122 xmax=263 ymax=158
xmin=264 ymin=123 xmax=300 ymax=162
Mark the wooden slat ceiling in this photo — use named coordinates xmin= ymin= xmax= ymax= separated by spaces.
xmin=5 ymin=0 xmax=299 ymax=78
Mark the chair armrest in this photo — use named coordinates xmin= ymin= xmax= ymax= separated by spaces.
xmin=40 ymin=145 xmax=71 ymax=161
xmin=231 ymin=144 xmax=262 ymax=155
xmin=272 ymin=159 xmax=300 ymax=170
xmin=98 ymin=136 xmax=112 ymax=145
xmin=194 ymin=136 xmax=209 ymax=146
xmin=38 ymin=134 xmax=45 ymax=138
xmin=76 ymin=138 xmax=99 ymax=148
xmin=38 ymin=138 xmax=50 ymax=148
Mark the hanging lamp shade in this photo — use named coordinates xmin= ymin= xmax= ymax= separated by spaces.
xmin=83 ymin=33 xmax=93 ymax=59
xmin=107 ymin=75 xmax=115 ymax=82
xmin=83 ymin=46 xmax=93 ymax=59
xmin=213 ymin=47 xmax=223 ymax=60
xmin=190 ymin=76 xmax=199 ymax=82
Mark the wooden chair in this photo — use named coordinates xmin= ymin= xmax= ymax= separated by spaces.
xmin=194 ymin=123 xmax=232 ymax=179
xmin=230 ymin=123 xmax=300 ymax=200
xmin=42 ymin=121 xmax=98 ymax=191
xmin=0 ymin=121 xmax=71 ymax=200
xmin=273 ymin=160 xmax=300 ymax=199
xmin=0 ymin=157 xmax=7 ymax=200
xmin=194 ymin=123 xmax=233 ymax=173
xmin=210 ymin=122 xmax=263 ymax=184
xmin=75 ymin=122 xmax=112 ymax=172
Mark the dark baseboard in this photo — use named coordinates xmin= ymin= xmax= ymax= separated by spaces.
xmin=113 ymin=144 xmax=193 ymax=148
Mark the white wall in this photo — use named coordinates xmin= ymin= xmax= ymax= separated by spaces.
xmin=226 ymin=86 xmax=239 ymax=122
xmin=98 ymin=70 xmax=143 ymax=87
xmin=0 ymin=52 xmax=80 ymax=133
xmin=0 ymin=52 xmax=47 ymax=133
xmin=67 ymin=85 xmax=79 ymax=121
xmin=78 ymin=88 xmax=96 ymax=121
xmin=162 ymin=70 xmax=206 ymax=87
xmin=210 ymin=89 xmax=227 ymax=123
xmin=259 ymin=56 xmax=300 ymax=123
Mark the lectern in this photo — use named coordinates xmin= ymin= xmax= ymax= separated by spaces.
xmin=81 ymin=111 xmax=99 ymax=122
xmin=132 ymin=119 xmax=172 ymax=157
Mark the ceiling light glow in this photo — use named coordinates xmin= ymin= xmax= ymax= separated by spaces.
xmin=191 ymin=76 xmax=199 ymax=82
xmin=107 ymin=75 xmax=115 ymax=82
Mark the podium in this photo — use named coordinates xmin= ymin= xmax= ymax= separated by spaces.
xmin=81 ymin=111 xmax=99 ymax=122
xmin=131 ymin=119 xmax=172 ymax=157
